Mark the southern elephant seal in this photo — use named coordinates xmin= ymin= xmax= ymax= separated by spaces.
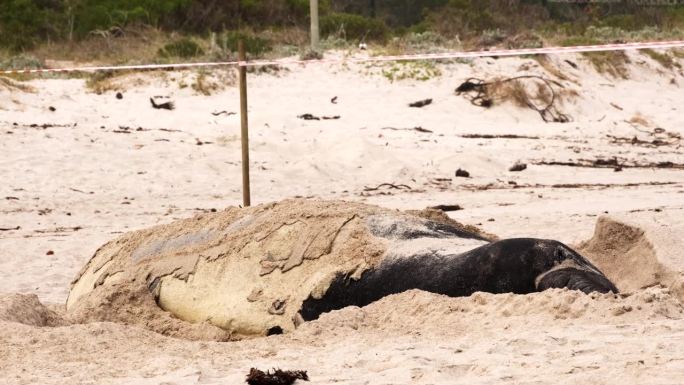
xmin=66 ymin=199 xmax=617 ymax=339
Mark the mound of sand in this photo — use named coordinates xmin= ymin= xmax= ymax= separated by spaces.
xmin=578 ymin=216 xmax=684 ymax=301
xmin=65 ymin=199 xmax=491 ymax=340
xmin=302 ymin=286 xmax=684 ymax=338
xmin=0 ymin=293 xmax=65 ymax=327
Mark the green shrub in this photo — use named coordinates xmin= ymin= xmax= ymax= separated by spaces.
xmin=600 ymin=15 xmax=641 ymax=31
xmin=478 ymin=29 xmax=505 ymax=46
xmin=663 ymin=7 xmax=684 ymax=28
xmin=404 ymin=31 xmax=444 ymax=49
xmin=560 ymin=36 xmax=601 ymax=47
xmin=320 ymin=12 xmax=389 ymax=42
xmin=0 ymin=1 xmax=64 ymax=51
xmin=70 ymin=0 xmax=190 ymax=36
xmin=0 ymin=55 xmax=44 ymax=70
xmin=158 ymin=38 xmax=204 ymax=58
xmin=505 ymin=32 xmax=544 ymax=49
xmin=219 ymin=31 xmax=272 ymax=57
xmin=300 ymin=49 xmax=323 ymax=61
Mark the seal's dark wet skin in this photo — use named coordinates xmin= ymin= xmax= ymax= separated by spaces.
xmin=537 ymin=268 xmax=617 ymax=294
xmin=299 ymin=238 xmax=618 ymax=321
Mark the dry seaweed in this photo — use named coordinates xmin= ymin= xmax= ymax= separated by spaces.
xmin=246 ymin=368 xmax=309 ymax=385
xmin=455 ymin=76 xmax=571 ymax=123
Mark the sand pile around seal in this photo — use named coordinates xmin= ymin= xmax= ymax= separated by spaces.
xmin=302 ymin=286 xmax=684 ymax=337
xmin=0 ymin=293 xmax=66 ymax=327
xmin=578 ymin=215 xmax=684 ymax=301
xmin=66 ymin=199 xmax=492 ymax=340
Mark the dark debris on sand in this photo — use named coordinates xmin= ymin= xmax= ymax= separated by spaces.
xmin=246 ymin=368 xmax=309 ymax=385
xmin=150 ymin=98 xmax=175 ymax=110
xmin=509 ymin=162 xmax=528 ymax=172
xmin=455 ymin=169 xmax=470 ymax=178
xmin=298 ymin=113 xmax=340 ymax=121
xmin=409 ymin=98 xmax=432 ymax=108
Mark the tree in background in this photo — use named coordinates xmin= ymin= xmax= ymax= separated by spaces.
xmin=0 ymin=0 xmax=682 ymax=51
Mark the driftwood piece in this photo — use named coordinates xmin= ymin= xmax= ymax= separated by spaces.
xmin=409 ymin=98 xmax=433 ymax=108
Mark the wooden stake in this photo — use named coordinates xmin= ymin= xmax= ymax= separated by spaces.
xmin=310 ymin=0 xmax=319 ymax=50
xmin=238 ymin=40 xmax=251 ymax=207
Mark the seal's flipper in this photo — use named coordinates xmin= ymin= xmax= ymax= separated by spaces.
xmin=537 ymin=267 xmax=618 ymax=294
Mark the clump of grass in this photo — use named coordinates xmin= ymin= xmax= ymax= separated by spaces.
xmin=562 ymin=38 xmax=632 ymax=79
xmin=29 ymin=26 xmax=168 ymax=65
xmin=85 ymin=70 xmax=122 ymax=94
xmin=300 ymin=49 xmax=323 ymax=61
xmin=505 ymin=32 xmax=544 ymax=49
xmin=0 ymin=76 xmax=35 ymax=92
xmin=585 ymin=51 xmax=631 ymax=79
xmin=485 ymin=77 xmax=578 ymax=111
xmin=560 ymin=36 xmax=603 ymax=47
xmin=628 ymin=113 xmax=650 ymax=127
xmin=673 ymin=49 xmax=684 ymax=59
xmin=320 ymin=12 xmax=389 ymax=42
xmin=158 ymin=38 xmax=205 ymax=59
xmin=191 ymin=71 xmax=216 ymax=95
xmin=534 ymin=55 xmax=573 ymax=82
xmin=373 ymin=32 xmax=461 ymax=57
xmin=0 ymin=55 xmax=46 ymax=81
xmin=319 ymin=36 xmax=352 ymax=50
xmin=642 ymin=49 xmax=680 ymax=70
xmin=189 ymin=69 xmax=236 ymax=95
xmin=561 ymin=34 xmax=630 ymax=79
xmin=477 ymin=29 xmax=506 ymax=47
xmin=403 ymin=31 xmax=447 ymax=50
xmin=380 ymin=61 xmax=441 ymax=82
xmin=0 ymin=54 xmax=43 ymax=70
xmin=219 ymin=31 xmax=272 ymax=57
xmin=488 ymin=79 xmax=551 ymax=109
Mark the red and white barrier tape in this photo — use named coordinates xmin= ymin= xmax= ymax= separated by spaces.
xmin=2 ymin=40 xmax=683 ymax=74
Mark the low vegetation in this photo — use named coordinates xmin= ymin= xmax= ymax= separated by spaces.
xmin=158 ymin=38 xmax=205 ymax=59
xmin=378 ymin=61 xmax=442 ymax=82
xmin=642 ymin=49 xmax=680 ymax=70
xmin=0 ymin=1 xmax=683 ymax=59
xmin=585 ymin=51 xmax=632 ymax=79
xmin=0 ymin=76 xmax=35 ymax=92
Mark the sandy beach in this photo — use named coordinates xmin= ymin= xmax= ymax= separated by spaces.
xmin=1 ymin=50 xmax=683 ymax=384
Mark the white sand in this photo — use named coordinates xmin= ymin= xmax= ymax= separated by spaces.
xmin=1 ymin=50 xmax=683 ymax=384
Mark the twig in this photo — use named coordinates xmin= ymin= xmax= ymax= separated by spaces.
xmin=211 ymin=111 xmax=236 ymax=116
xmin=429 ymin=205 xmax=463 ymax=212
xmin=381 ymin=126 xmax=433 ymax=133
xmin=363 ymin=183 xmax=412 ymax=191
xmin=150 ymin=98 xmax=175 ymax=110
xmin=459 ymin=134 xmax=539 ymax=139
xmin=69 ymin=188 xmax=94 ymax=194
